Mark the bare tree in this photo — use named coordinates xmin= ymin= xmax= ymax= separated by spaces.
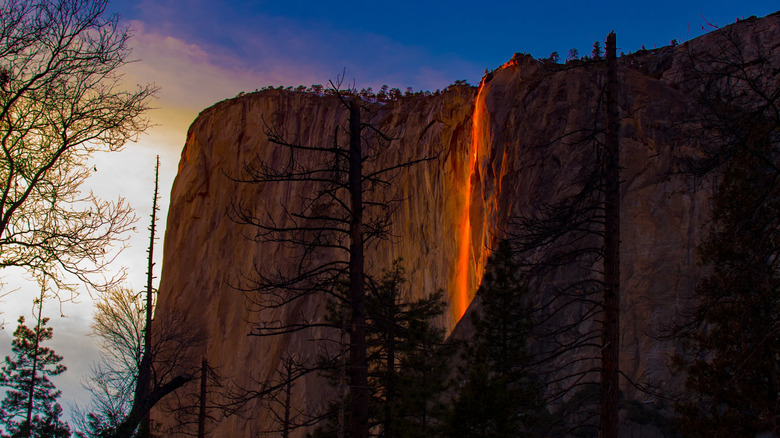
xmin=115 ymin=157 xmax=204 ymax=438
xmin=230 ymin=79 xmax=432 ymax=438
xmin=76 ymin=158 xmax=205 ymax=438
xmin=503 ymin=33 xmax=624 ymax=437
xmin=74 ymin=286 xmax=143 ymax=437
xmin=212 ymin=351 xmax=321 ymax=437
xmin=78 ymin=285 xmax=206 ymax=438
xmin=113 ymin=311 xmax=205 ymax=438
xmin=136 ymin=155 xmax=160 ymax=438
xmin=257 ymin=354 xmax=321 ymax=438
xmin=0 ymin=0 xmax=155 ymax=297
xmin=665 ymin=19 xmax=780 ymax=437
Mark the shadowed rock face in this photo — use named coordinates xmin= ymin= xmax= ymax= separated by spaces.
xmin=153 ymin=12 xmax=780 ymax=437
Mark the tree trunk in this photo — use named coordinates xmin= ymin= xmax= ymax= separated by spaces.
xmin=385 ymin=303 xmax=397 ymax=438
xmin=198 ymin=357 xmax=207 ymax=438
xmin=139 ymin=156 xmax=159 ymax=438
xmin=24 ymin=294 xmax=44 ymax=438
xmin=599 ymin=31 xmax=620 ymax=438
xmin=282 ymin=360 xmax=292 ymax=438
xmin=115 ymin=158 xmax=167 ymax=438
xmin=114 ymin=374 xmax=192 ymax=438
xmin=347 ymin=99 xmax=369 ymax=438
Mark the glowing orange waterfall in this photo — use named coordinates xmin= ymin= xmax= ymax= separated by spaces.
xmin=454 ymin=81 xmax=488 ymax=320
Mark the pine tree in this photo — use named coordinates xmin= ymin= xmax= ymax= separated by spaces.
xmin=669 ymin=23 xmax=780 ymax=438
xmin=315 ymin=260 xmax=452 ymax=437
xmin=674 ymin=139 xmax=780 ymax=437
xmin=0 ymin=299 xmax=70 ymax=438
xmin=591 ymin=41 xmax=602 ymax=59
xmin=445 ymin=240 xmax=539 ymax=438
xmin=365 ymin=261 xmax=452 ymax=437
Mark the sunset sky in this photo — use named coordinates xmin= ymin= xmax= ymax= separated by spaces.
xmin=1 ymin=0 xmax=778 ymax=424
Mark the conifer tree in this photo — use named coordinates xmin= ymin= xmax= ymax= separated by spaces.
xmin=0 ymin=296 xmax=70 ymax=438
xmin=674 ymin=148 xmax=780 ymax=437
xmin=445 ymin=240 xmax=539 ymax=438
xmin=313 ymin=260 xmax=452 ymax=437
xmin=668 ymin=23 xmax=780 ymax=438
xmin=365 ymin=261 xmax=451 ymax=437
xmin=591 ymin=41 xmax=603 ymax=59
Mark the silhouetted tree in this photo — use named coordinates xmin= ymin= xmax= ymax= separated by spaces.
xmin=505 ymin=32 xmax=622 ymax=437
xmin=0 ymin=295 xmax=70 ymax=438
xmin=133 ymin=154 xmax=161 ymax=438
xmin=669 ymin=21 xmax=780 ymax=438
xmin=73 ymin=287 xmax=142 ymax=437
xmin=75 ymin=158 xmax=205 ymax=438
xmin=591 ymin=41 xmax=603 ymax=59
xmin=0 ymin=0 xmax=154 ymax=297
xmin=255 ymin=354 xmax=320 ymax=438
xmin=445 ymin=240 xmax=540 ymax=438
xmin=110 ymin=305 xmax=205 ymax=438
xmin=366 ymin=261 xmax=451 ymax=437
xmin=230 ymin=77 xmax=433 ymax=438
xmin=313 ymin=260 xmax=452 ymax=438
xmin=115 ymin=157 xmax=205 ymax=438
xmin=599 ymin=31 xmax=620 ymax=438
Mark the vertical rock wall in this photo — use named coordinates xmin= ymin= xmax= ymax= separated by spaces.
xmin=153 ymin=12 xmax=780 ymax=436
xmin=155 ymin=87 xmax=478 ymax=436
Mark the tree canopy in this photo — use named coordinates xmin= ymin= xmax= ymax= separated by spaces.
xmin=0 ymin=0 xmax=155 ymax=296
xmin=0 ymin=313 xmax=70 ymax=438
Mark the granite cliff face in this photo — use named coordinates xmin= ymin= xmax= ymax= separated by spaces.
xmin=154 ymin=12 xmax=780 ymax=436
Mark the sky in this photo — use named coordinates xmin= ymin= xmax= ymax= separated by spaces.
xmin=1 ymin=0 xmax=778 ymax=428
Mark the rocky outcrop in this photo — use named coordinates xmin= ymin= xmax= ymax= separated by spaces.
xmin=153 ymin=11 xmax=780 ymax=437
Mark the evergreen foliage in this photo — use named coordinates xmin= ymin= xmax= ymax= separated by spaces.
xmin=366 ymin=260 xmax=452 ymax=437
xmin=0 ymin=315 xmax=70 ymax=438
xmin=671 ymin=25 xmax=780 ymax=437
xmin=445 ymin=240 xmax=540 ymax=438
xmin=674 ymin=145 xmax=780 ymax=437
xmin=316 ymin=260 xmax=452 ymax=437
xmin=591 ymin=41 xmax=602 ymax=59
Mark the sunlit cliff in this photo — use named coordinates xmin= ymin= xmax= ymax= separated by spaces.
xmin=153 ymin=12 xmax=780 ymax=437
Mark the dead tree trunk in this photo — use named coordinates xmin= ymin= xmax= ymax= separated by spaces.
xmin=347 ymin=99 xmax=369 ymax=438
xmin=114 ymin=156 xmax=196 ymax=438
xmin=229 ymin=83 xmax=432 ymax=437
xmin=599 ymin=31 xmax=620 ymax=438
xmin=23 ymin=293 xmax=45 ymax=438
xmin=137 ymin=156 xmax=159 ymax=438
xmin=198 ymin=357 xmax=208 ymax=438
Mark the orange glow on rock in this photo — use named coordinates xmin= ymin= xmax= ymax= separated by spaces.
xmin=454 ymin=81 xmax=487 ymax=320
xmin=454 ymin=174 xmax=473 ymax=319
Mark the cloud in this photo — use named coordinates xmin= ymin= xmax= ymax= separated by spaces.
xmin=123 ymin=20 xmax=325 ymax=111
xmin=122 ymin=10 xmax=483 ymax=102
